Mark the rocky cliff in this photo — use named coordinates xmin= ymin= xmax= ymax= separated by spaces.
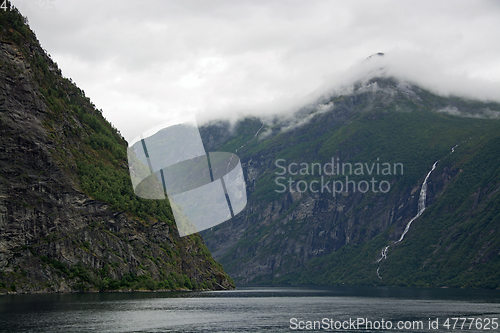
xmin=0 ymin=4 xmax=233 ymax=294
xmin=201 ymin=77 xmax=500 ymax=288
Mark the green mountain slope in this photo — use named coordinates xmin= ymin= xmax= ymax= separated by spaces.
xmin=0 ymin=3 xmax=233 ymax=293
xmin=275 ymin=132 xmax=500 ymax=288
xmin=201 ymin=76 xmax=500 ymax=288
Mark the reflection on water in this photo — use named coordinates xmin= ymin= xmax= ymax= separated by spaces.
xmin=1 ymin=286 xmax=499 ymax=332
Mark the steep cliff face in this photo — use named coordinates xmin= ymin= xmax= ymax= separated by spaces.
xmin=201 ymin=78 xmax=500 ymax=288
xmin=0 ymin=5 xmax=233 ymax=293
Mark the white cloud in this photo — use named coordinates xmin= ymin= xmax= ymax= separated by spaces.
xmin=15 ymin=0 xmax=500 ymax=141
xmin=438 ymin=106 xmax=500 ymax=119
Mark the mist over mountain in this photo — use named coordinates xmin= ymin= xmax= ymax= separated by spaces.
xmin=194 ymin=49 xmax=500 ymax=132
xmin=3 ymin=0 xmax=499 ymax=293
xmin=200 ymin=73 xmax=500 ymax=289
xmin=20 ymin=1 xmax=500 ymax=142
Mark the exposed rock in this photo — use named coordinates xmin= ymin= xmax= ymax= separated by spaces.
xmin=0 ymin=7 xmax=233 ymax=294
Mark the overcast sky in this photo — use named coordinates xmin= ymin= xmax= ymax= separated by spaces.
xmin=14 ymin=0 xmax=500 ymax=142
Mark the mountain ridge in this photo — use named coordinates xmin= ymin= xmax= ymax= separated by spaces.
xmin=200 ymin=75 xmax=500 ymax=288
xmin=0 ymin=3 xmax=234 ymax=294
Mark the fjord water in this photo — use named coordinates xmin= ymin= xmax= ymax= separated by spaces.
xmin=1 ymin=286 xmax=499 ymax=332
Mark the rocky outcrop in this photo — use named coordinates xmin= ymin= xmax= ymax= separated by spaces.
xmin=0 ymin=7 xmax=233 ymax=293
xmin=201 ymin=77 xmax=500 ymax=287
xmin=203 ymin=163 xmax=424 ymax=283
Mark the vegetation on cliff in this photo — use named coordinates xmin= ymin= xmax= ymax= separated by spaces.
xmin=0 ymin=2 xmax=234 ymax=294
xmin=201 ymin=78 xmax=500 ymax=289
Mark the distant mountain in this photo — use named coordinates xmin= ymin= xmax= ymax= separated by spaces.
xmin=0 ymin=3 xmax=233 ymax=293
xmin=200 ymin=75 xmax=500 ymax=288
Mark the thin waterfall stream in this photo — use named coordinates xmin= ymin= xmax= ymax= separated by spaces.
xmin=235 ymin=124 xmax=264 ymax=152
xmin=376 ymin=144 xmax=458 ymax=279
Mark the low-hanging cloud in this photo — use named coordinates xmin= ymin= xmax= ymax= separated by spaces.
xmin=437 ymin=106 xmax=500 ymax=119
xmin=19 ymin=0 xmax=500 ymax=142
xmin=312 ymin=50 xmax=500 ymax=103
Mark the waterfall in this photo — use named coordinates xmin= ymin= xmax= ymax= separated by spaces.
xmin=376 ymin=160 xmax=438 ymax=278
xmin=376 ymin=144 xmax=459 ymax=279
xmin=377 ymin=144 xmax=458 ymax=279
xmin=236 ymin=124 xmax=264 ymax=152
xmin=376 ymin=245 xmax=390 ymax=266
xmin=394 ymin=160 xmax=438 ymax=244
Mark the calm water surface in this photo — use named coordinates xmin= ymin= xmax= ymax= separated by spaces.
xmin=1 ymin=286 xmax=499 ymax=332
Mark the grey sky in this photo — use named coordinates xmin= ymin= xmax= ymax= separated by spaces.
xmin=15 ymin=0 xmax=500 ymax=142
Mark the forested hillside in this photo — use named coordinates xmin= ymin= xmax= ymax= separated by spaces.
xmin=201 ymin=76 xmax=500 ymax=289
xmin=0 ymin=3 xmax=233 ymax=293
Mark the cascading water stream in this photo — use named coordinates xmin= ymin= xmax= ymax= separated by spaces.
xmin=236 ymin=124 xmax=264 ymax=152
xmin=215 ymin=123 xmax=265 ymax=184
xmin=394 ymin=160 xmax=438 ymax=245
xmin=223 ymin=123 xmax=264 ymax=177
xmin=376 ymin=144 xmax=458 ymax=279
xmin=376 ymin=161 xmax=437 ymax=278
